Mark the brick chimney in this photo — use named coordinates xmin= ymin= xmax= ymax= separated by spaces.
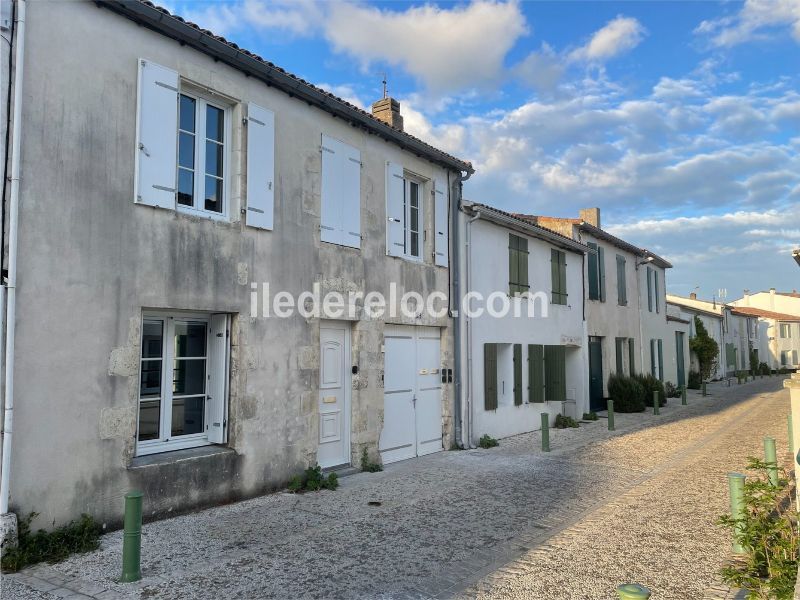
xmin=743 ymin=289 xmax=750 ymax=306
xmin=690 ymin=292 xmax=697 ymax=300
xmin=371 ymin=97 xmax=403 ymax=131
xmin=579 ymin=208 xmax=601 ymax=228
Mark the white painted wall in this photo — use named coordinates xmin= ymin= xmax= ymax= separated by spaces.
xmin=639 ymin=264 xmax=671 ymax=381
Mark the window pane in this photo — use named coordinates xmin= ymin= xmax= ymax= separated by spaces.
xmin=173 ymin=359 xmax=206 ymax=396
xmin=178 ymin=169 xmax=194 ymax=207
xmin=140 ymin=361 xmax=162 ymax=398
xmin=141 ymin=320 xmax=163 ymax=359
xmin=174 ymin=321 xmax=206 ymax=357
xmin=171 ymin=397 xmax=204 ymax=437
xmin=204 ymin=176 xmax=223 ymax=213
xmin=205 ymin=141 xmax=223 ymax=177
xmin=206 ymin=105 xmax=224 ymax=142
xmin=409 ymin=181 xmax=419 ymax=210
xmin=178 ymin=132 xmax=195 ymax=169
xmin=410 ymin=231 xmax=419 ymax=257
xmin=138 ymin=400 xmax=160 ymax=441
xmin=179 ymin=95 xmax=196 ymax=133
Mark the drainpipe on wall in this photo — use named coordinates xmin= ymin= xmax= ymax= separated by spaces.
xmin=1 ymin=0 xmax=25 ymax=518
xmin=464 ymin=208 xmax=481 ymax=448
xmin=450 ymin=169 xmax=471 ymax=449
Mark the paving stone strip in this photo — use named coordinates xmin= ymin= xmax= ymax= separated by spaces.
xmin=1 ymin=378 xmax=790 ymax=600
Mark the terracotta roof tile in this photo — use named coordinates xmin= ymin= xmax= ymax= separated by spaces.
xmin=730 ymin=307 xmax=800 ymax=322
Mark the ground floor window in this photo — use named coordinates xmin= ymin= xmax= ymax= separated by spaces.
xmin=137 ymin=312 xmax=229 ymax=455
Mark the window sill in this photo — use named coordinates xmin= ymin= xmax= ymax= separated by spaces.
xmin=129 ymin=445 xmax=235 ymax=470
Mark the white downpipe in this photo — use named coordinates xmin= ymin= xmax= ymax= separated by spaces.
xmin=1 ymin=0 xmax=26 ymax=515
xmin=464 ymin=210 xmax=481 ymax=449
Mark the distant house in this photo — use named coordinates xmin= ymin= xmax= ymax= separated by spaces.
xmin=666 ymin=295 xmax=726 ymax=379
xmin=728 ymin=306 xmax=800 ymax=371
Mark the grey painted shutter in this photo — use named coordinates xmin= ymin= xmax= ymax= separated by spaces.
xmin=320 ymin=135 xmax=341 ymax=245
xmin=513 ymin=344 xmax=522 ymax=405
xmin=616 ymin=255 xmax=626 ymax=305
xmin=657 ymin=339 xmax=664 ymax=381
xmin=628 ymin=338 xmax=636 ymax=375
xmin=654 ymin=271 xmax=660 ymax=313
xmin=434 ymin=178 xmax=448 ymax=267
xmin=650 ymin=339 xmax=656 ymax=376
xmin=587 ymin=242 xmax=599 ymax=300
xmin=386 ymin=162 xmax=405 ymax=256
xmin=484 ymin=343 xmax=498 ymax=410
xmin=246 ymin=103 xmax=275 ymax=230
xmin=341 ymin=142 xmax=362 ymax=249
xmin=647 ymin=268 xmax=654 ymax=312
xmin=528 ymin=345 xmax=544 ymax=403
xmin=206 ymin=314 xmax=229 ymax=444
xmin=135 ymin=59 xmax=178 ymax=209
xmin=598 ymin=246 xmax=606 ymax=302
xmin=615 ymin=338 xmax=624 ymax=375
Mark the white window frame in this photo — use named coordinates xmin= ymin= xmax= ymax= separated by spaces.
xmin=402 ymin=175 xmax=424 ymax=261
xmin=136 ymin=311 xmax=226 ymax=456
xmin=175 ymin=87 xmax=232 ymax=221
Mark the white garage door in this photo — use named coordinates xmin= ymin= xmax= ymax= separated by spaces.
xmin=379 ymin=325 xmax=443 ymax=464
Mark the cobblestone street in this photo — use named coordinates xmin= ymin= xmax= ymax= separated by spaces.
xmin=2 ymin=377 xmax=791 ymax=599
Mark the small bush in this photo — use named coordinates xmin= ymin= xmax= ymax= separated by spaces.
xmin=664 ymin=381 xmax=681 ymax=398
xmin=1 ymin=513 xmax=102 ymax=572
xmin=478 ymin=434 xmax=499 ymax=449
xmin=554 ymin=414 xmax=579 ymax=429
xmin=687 ymin=370 xmax=702 ymax=390
xmin=582 ymin=412 xmax=598 ymax=421
xmin=287 ymin=465 xmax=338 ymax=493
xmin=607 ymin=373 xmax=645 ymax=413
xmin=633 ymin=373 xmax=666 ymax=407
xmin=360 ymin=447 xmax=383 ymax=472
xmin=759 ymin=362 xmax=770 ymax=376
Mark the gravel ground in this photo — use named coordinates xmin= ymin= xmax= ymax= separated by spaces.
xmin=1 ymin=376 xmax=790 ymax=600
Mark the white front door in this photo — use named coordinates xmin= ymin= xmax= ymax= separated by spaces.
xmin=380 ymin=325 xmax=443 ymax=464
xmin=317 ymin=323 xmax=351 ymax=468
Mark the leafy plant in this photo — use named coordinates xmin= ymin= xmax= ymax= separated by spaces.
xmin=554 ymin=414 xmax=579 ymax=429
xmin=360 ymin=447 xmax=383 ymax=472
xmin=664 ymin=381 xmax=681 ymax=398
xmin=1 ymin=512 xmax=102 ymax=572
xmin=287 ymin=465 xmax=338 ymax=493
xmin=688 ymin=370 xmax=702 ymax=390
xmin=633 ymin=373 xmax=666 ymax=407
xmin=749 ymin=350 xmax=759 ymax=376
xmin=718 ymin=458 xmax=798 ymax=599
xmin=690 ymin=316 xmax=720 ymax=381
xmin=759 ymin=362 xmax=770 ymax=376
xmin=608 ymin=373 xmax=645 ymax=413
xmin=582 ymin=412 xmax=598 ymax=421
xmin=478 ymin=434 xmax=499 ymax=449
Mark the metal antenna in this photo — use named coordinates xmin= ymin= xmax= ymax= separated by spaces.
xmin=382 ymin=73 xmax=387 ymax=99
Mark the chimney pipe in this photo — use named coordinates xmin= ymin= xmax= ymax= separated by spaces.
xmin=743 ymin=289 xmax=750 ymax=306
xmin=689 ymin=292 xmax=697 ymax=300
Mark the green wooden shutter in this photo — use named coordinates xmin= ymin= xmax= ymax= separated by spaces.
xmin=508 ymin=235 xmax=518 ymax=296
xmin=650 ymin=339 xmax=656 ymax=376
xmin=544 ymin=345 xmax=566 ymax=402
xmin=484 ymin=343 xmax=498 ymax=410
xmin=628 ymin=338 xmax=635 ymax=375
xmin=513 ymin=344 xmax=522 ymax=405
xmin=657 ymin=339 xmax=664 ymax=381
xmin=616 ymin=255 xmax=626 ymax=305
xmin=520 ymin=237 xmax=529 ymax=293
xmin=598 ymin=246 xmax=606 ymax=302
xmin=654 ymin=271 xmax=660 ymax=313
xmin=647 ymin=268 xmax=653 ymax=312
xmin=528 ymin=344 xmax=544 ymax=403
xmin=550 ymin=248 xmax=560 ymax=303
xmin=587 ymin=242 xmax=599 ymax=300
xmin=559 ymin=250 xmax=567 ymax=304
xmin=615 ymin=338 xmax=624 ymax=375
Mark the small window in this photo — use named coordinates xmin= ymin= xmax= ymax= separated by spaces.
xmin=508 ymin=234 xmax=529 ymax=296
xmin=405 ymin=178 xmax=422 ymax=259
xmin=780 ymin=323 xmax=792 ymax=339
xmin=137 ymin=312 xmax=229 ymax=455
xmin=176 ymin=92 xmax=229 ymax=218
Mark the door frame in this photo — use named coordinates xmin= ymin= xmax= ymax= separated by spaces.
xmin=675 ymin=331 xmax=686 ymax=388
xmin=318 ymin=321 xmax=352 ymax=468
xmin=588 ymin=336 xmax=605 ymax=411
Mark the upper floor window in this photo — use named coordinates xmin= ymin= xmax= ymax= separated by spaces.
xmin=780 ymin=323 xmax=792 ymax=338
xmin=508 ymin=234 xmax=529 ymax=296
xmin=177 ymin=93 xmax=229 ymax=217
xmin=321 ymin=135 xmax=361 ymax=249
xmin=404 ymin=177 xmax=423 ymax=259
xmin=587 ymin=242 xmax=605 ymax=302
xmin=550 ymin=249 xmax=567 ymax=305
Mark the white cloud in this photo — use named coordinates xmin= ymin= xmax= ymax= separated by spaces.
xmin=176 ymin=0 xmax=323 ymax=37
xmin=607 ymin=209 xmax=793 ymax=237
xmin=569 ymin=16 xmax=646 ymax=62
xmin=324 ymin=1 xmax=528 ymax=93
xmin=695 ymin=0 xmax=800 ymax=48
xmin=515 ymin=43 xmax=565 ymax=95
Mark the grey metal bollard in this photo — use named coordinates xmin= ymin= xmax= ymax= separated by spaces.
xmin=653 ymin=391 xmax=659 ymax=415
xmin=607 ymin=399 xmax=615 ymax=431
xmin=681 ymin=385 xmax=687 ymax=405
xmin=541 ymin=413 xmax=550 ymax=453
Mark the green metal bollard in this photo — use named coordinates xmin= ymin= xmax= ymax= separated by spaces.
xmin=120 ymin=490 xmax=143 ymax=583
xmin=653 ymin=391 xmax=659 ymax=415
xmin=728 ymin=473 xmax=746 ymax=554
xmin=616 ymin=583 xmax=651 ymax=599
xmin=702 ymin=381 xmax=707 ymax=397
xmin=681 ymin=385 xmax=687 ymax=405
xmin=764 ymin=436 xmax=778 ymax=487
xmin=607 ymin=400 xmax=615 ymax=431
xmin=541 ymin=413 xmax=550 ymax=453
xmin=789 ymin=414 xmax=794 ymax=457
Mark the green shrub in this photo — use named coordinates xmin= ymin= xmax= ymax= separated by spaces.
xmin=1 ymin=513 xmax=102 ymax=572
xmin=478 ymin=434 xmax=499 ymax=449
xmin=687 ymin=370 xmax=702 ymax=389
xmin=360 ymin=447 xmax=383 ymax=472
xmin=582 ymin=412 xmax=598 ymax=421
xmin=759 ymin=362 xmax=770 ymax=376
xmin=664 ymin=381 xmax=681 ymax=398
xmin=607 ymin=373 xmax=645 ymax=413
xmin=287 ymin=465 xmax=338 ymax=493
xmin=690 ymin=316 xmax=720 ymax=381
xmin=633 ymin=373 xmax=666 ymax=407
xmin=718 ymin=457 xmax=798 ymax=599
xmin=554 ymin=414 xmax=579 ymax=429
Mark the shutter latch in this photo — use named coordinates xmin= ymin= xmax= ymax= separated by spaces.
xmin=138 ymin=143 xmax=150 ymax=157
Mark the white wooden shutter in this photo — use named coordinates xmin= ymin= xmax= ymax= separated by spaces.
xmin=340 ymin=143 xmax=361 ymax=249
xmin=320 ymin=135 xmax=341 ymax=245
xmin=433 ymin=177 xmax=448 ymax=267
xmin=135 ymin=59 xmax=178 ymax=209
xmin=386 ymin=162 xmax=405 ymax=257
xmin=246 ymin=103 xmax=275 ymax=230
xmin=206 ymin=314 xmax=229 ymax=444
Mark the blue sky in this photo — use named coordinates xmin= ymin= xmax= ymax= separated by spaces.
xmin=166 ymin=0 xmax=800 ymax=301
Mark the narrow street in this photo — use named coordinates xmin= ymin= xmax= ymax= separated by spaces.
xmin=3 ymin=377 xmax=791 ymax=599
